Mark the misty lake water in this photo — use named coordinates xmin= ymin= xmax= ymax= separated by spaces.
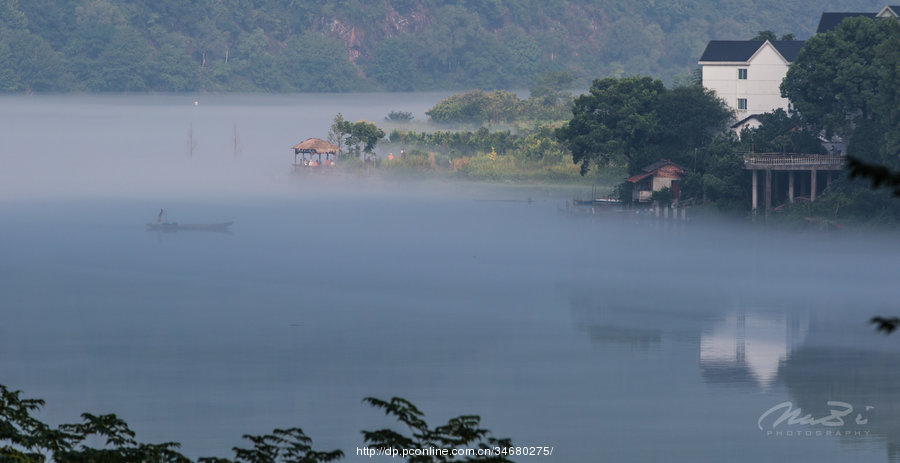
xmin=3 ymin=94 xmax=900 ymax=462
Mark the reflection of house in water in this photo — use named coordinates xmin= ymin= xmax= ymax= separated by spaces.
xmin=584 ymin=325 xmax=662 ymax=349
xmin=566 ymin=291 xmax=709 ymax=350
xmin=700 ymin=311 xmax=808 ymax=389
xmin=569 ymin=298 xmax=663 ymax=349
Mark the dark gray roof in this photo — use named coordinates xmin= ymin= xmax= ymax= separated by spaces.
xmin=816 ymin=12 xmax=877 ymax=33
xmin=699 ymin=40 xmax=805 ymax=63
xmin=731 ymin=114 xmax=763 ymax=129
xmin=641 ymin=159 xmax=687 ymax=173
xmin=772 ymin=41 xmax=805 ymax=61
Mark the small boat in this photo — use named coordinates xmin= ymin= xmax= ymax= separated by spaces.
xmin=147 ymin=209 xmax=233 ymax=232
xmin=573 ymin=198 xmax=623 ymax=206
xmin=146 ymin=221 xmax=234 ymax=232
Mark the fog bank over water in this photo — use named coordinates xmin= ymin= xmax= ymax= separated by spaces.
xmin=0 ymin=93 xmax=455 ymax=201
xmin=3 ymin=95 xmax=900 ymax=462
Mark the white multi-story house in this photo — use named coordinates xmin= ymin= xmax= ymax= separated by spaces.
xmin=698 ymin=40 xmax=805 ymax=132
xmin=698 ymin=5 xmax=900 ymax=133
xmin=816 ymin=5 xmax=899 ymax=32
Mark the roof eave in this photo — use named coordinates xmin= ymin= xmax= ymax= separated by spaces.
xmin=877 ymin=6 xmax=898 ymax=17
xmin=699 ymin=60 xmax=751 ymax=65
xmin=748 ymin=40 xmax=790 ymax=65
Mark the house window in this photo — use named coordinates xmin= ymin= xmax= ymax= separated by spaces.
xmin=738 ymin=68 xmax=748 ymax=80
xmin=737 ymin=98 xmax=748 ymax=110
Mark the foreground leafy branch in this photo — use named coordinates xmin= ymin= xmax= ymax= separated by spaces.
xmin=0 ymin=386 xmax=513 ymax=463
xmin=362 ymin=397 xmax=514 ymax=463
xmin=847 ymin=156 xmax=900 ymax=197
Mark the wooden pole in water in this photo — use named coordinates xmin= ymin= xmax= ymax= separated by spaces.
xmin=188 ymin=122 xmax=196 ymax=157
xmin=233 ymin=123 xmax=240 ymax=158
xmin=752 ymin=170 xmax=758 ymax=210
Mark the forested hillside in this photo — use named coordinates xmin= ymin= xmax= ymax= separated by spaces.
xmin=0 ymin=0 xmax=885 ymax=93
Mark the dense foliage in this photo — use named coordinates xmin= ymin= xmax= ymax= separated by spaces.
xmin=778 ymin=16 xmax=900 ymax=224
xmin=328 ymin=114 xmax=385 ymax=159
xmin=736 ymin=109 xmax=825 ymax=155
xmin=362 ymin=397 xmax=514 ymax=463
xmin=0 ymin=384 xmax=512 ymax=463
xmin=425 ymin=88 xmax=571 ymax=125
xmin=781 ymin=17 xmax=899 ymax=141
xmin=371 ymin=81 xmax=594 ymax=182
xmin=554 ymin=76 xmax=733 ymax=175
xmin=0 ymin=0 xmax=887 ymax=92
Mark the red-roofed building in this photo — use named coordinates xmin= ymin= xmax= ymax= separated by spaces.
xmin=625 ymin=160 xmax=687 ymax=203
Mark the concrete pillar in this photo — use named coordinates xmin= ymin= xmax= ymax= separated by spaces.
xmin=765 ymin=169 xmax=772 ymax=212
xmin=752 ymin=170 xmax=758 ymax=210
xmin=788 ymin=171 xmax=794 ymax=204
xmin=810 ymin=169 xmax=817 ymax=202
xmin=826 ymin=172 xmax=831 ymax=190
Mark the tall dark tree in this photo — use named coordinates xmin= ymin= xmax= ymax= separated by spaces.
xmin=554 ymin=76 xmax=665 ymax=174
xmin=555 ymin=77 xmax=732 ymax=175
xmin=737 ymin=109 xmax=825 ymax=155
xmin=781 ymin=17 xmax=898 ymax=140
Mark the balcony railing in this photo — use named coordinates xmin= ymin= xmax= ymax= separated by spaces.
xmin=742 ymin=153 xmax=845 ymax=170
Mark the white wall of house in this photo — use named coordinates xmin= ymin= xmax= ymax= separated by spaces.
xmin=700 ymin=42 xmax=792 ymax=121
xmin=651 ymin=176 xmax=677 ymax=192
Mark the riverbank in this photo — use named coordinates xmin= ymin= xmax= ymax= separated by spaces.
xmin=330 ymin=154 xmax=627 ymax=188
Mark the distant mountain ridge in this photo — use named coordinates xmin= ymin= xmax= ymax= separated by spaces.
xmin=0 ymin=0 xmax=886 ymax=92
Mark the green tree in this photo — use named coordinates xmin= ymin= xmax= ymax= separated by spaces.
xmin=365 ymin=37 xmax=418 ymax=91
xmin=279 ymin=32 xmax=358 ymax=92
xmin=98 ymin=26 xmax=154 ymax=91
xmin=348 ymin=121 xmax=385 ymax=158
xmin=0 ymin=29 xmax=66 ymax=92
xmin=0 ymin=0 xmax=27 ymax=30
xmin=870 ymin=22 xmax=900 ymax=169
xmin=426 ymin=90 xmax=521 ymax=124
xmin=198 ymin=429 xmax=343 ymax=463
xmin=335 ymin=120 xmax=385 ymax=159
xmin=751 ymin=30 xmax=777 ymax=41
xmin=149 ymin=40 xmax=198 ymax=91
xmin=328 ymin=113 xmax=348 ymax=155
xmin=651 ymin=84 xmax=733 ymax=161
xmin=2 ymin=384 xmax=523 ymax=463
xmin=231 ymin=28 xmax=281 ymax=91
xmin=781 ymin=17 xmax=898 ymax=139
xmin=362 ymin=397 xmax=514 ymax=463
xmin=385 ymin=110 xmax=414 ymax=122
xmin=0 ymin=384 xmax=191 ymax=462
xmin=554 ymin=77 xmax=665 ymax=174
xmin=679 ymin=136 xmax=748 ymax=210
xmin=737 ymin=109 xmax=825 ymax=154
xmin=529 ymin=70 xmax=574 ymax=106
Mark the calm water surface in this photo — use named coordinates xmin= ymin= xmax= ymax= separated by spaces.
xmin=2 ymin=95 xmax=900 ymax=462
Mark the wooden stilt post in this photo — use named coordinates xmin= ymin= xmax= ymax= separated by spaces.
xmin=788 ymin=171 xmax=794 ymax=204
xmin=810 ymin=169 xmax=817 ymax=202
xmin=752 ymin=170 xmax=758 ymax=210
